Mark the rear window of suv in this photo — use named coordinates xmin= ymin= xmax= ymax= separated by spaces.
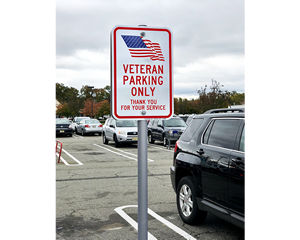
xmin=203 ymin=119 xmax=241 ymax=150
xmin=180 ymin=118 xmax=204 ymax=142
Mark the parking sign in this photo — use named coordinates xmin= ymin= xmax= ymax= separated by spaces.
xmin=111 ymin=26 xmax=173 ymax=119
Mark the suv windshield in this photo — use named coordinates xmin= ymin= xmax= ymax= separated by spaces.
xmin=116 ymin=120 xmax=137 ymax=127
xmin=163 ymin=118 xmax=186 ymax=127
xmin=56 ymin=118 xmax=70 ymax=124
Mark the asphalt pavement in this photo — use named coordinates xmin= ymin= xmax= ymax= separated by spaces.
xmin=56 ymin=134 xmax=244 ymax=240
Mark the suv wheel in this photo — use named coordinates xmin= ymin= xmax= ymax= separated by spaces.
xmin=114 ymin=134 xmax=120 ymax=147
xmin=103 ymin=133 xmax=108 ymax=144
xmin=176 ymin=177 xmax=207 ymax=225
xmin=148 ymin=133 xmax=155 ymax=143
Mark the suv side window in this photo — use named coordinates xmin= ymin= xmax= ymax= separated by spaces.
xmin=202 ymin=120 xmax=214 ymax=144
xmin=206 ymin=119 xmax=241 ymax=150
xmin=239 ymin=126 xmax=245 ymax=152
xmin=180 ymin=118 xmax=204 ymax=142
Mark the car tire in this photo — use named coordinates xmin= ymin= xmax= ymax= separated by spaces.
xmin=103 ymin=133 xmax=108 ymax=144
xmin=148 ymin=133 xmax=155 ymax=143
xmin=114 ymin=134 xmax=120 ymax=147
xmin=176 ymin=177 xmax=207 ymax=225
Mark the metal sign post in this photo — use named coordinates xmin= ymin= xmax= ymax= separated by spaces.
xmin=137 ymin=120 xmax=148 ymax=239
xmin=111 ymin=25 xmax=172 ymax=240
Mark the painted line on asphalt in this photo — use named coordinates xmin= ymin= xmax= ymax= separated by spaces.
xmin=114 ymin=205 xmax=197 ymax=240
xmin=101 ymin=144 xmax=154 ymax=162
xmin=148 ymin=144 xmax=173 ymax=152
xmin=93 ymin=144 xmax=137 ymax=161
xmin=61 ymin=148 xmax=83 ymax=165
xmin=56 ymin=153 xmax=70 ymax=166
xmin=73 ymin=134 xmax=84 ymax=139
xmin=93 ymin=144 xmax=153 ymax=162
xmin=56 ymin=152 xmax=83 ymax=166
xmin=114 ymin=205 xmax=157 ymax=240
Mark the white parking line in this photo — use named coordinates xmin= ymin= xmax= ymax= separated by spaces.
xmin=100 ymin=144 xmax=154 ymax=162
xmin=93 ymin=144 xmax=137 ymax=161
xmin=73 ymin=134 xmax=84 ymax=139
xmin=56 ymin=153 xmax=70 ymax=166
xmin=148 ymin=144 xmax=173 ymax=152
xmin=61 ymin=148 xmax=83 ymax=165
xmin=93 ymin=144 xmax=154 ymax=162
xmin=56 ymin=152 xmax=83 ymax=166
xmin=114 ymin=205 xmax=157 ymax=240
xmin=114 ymin=205 xmax=197 ymax=240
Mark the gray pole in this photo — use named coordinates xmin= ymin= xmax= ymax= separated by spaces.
xmin=138 ymin=119 xmax=148 ymax=240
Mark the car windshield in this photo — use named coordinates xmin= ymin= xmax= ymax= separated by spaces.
xmin=86 ymin=119 xmax=100 ymax=124
xmin=163 ymin=118 xmax=187 ymax=127
xmin=56 ymin=118 xmax=70 ymax=124
xmin=116 ymin=120 xmax=137 ymax=127
xmin=76 ymin=117 xmax=89 ymax=122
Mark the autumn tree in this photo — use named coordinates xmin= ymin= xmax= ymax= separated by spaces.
xmin=97 ymin=100 xmax=110 ymax=117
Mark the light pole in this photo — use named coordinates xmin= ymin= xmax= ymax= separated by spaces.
xmin=92 ymin=92 xmax=96 ymax=118
xmin=87 ymin=86 xmax=94 ymax=117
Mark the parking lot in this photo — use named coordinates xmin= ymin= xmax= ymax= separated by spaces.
xmin=56 ymin=134 xmax=244 ymax=240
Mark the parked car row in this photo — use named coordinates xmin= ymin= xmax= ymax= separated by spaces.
xmin=57 ymin=108 xmax=245 ymax=230
xmin=101 ymin=116 xmax=188 ymax=148
xmin=56 ymin=117 xmax=103 ymax=137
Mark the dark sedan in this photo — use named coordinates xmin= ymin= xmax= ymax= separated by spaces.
xmin=56 ymin=118 xmax=73 ymax=137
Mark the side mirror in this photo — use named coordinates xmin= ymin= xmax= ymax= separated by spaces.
xmin=109 ymin=125 xmax=115 ymax=128
xmin=158 ymin=124 xmax=163 ymax=129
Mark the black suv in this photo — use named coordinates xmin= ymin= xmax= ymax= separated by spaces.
xmin=170 ymin=108 xmax=244 ymax=228
xmin=148 ymin=117 xmax=187 ymax=146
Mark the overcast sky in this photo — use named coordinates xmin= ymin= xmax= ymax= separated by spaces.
xmin=56 ymin=0 xmax=244 ymax=99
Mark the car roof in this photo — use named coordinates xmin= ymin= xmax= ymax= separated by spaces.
xmin=194 ymin=112 xmax=244 ymax=119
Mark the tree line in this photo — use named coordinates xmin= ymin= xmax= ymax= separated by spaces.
xmin=56 ymin=83 xmax=110 ymax=118
xmin=56 ymin=80 xmax=244 ymax=118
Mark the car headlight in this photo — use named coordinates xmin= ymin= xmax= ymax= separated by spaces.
xmin=168 ymin=130 xmax=173 ymax=135
xmin=118 ymin=130 xmax=126 ymax=135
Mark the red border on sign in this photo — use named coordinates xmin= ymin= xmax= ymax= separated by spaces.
xmin=113 ymin=26 xmax=172 ymax=119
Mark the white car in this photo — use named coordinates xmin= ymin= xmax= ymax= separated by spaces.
xmin=102 ymin=118 xmax=138 ymax=147
xmin=76 ymin=119 xmax=103 ymax=136
xmin=70 ymin=116 xmax=90 ymax=133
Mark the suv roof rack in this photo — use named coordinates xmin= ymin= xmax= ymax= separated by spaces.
xmin=204 ymin=108 xmax=245 ymax=114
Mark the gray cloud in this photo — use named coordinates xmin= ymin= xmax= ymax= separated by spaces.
xmin=56 ymin=0 xmax=244 ymax=98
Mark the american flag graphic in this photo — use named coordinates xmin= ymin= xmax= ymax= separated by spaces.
xmin=121 ymin=35 xmax=165 ymax=61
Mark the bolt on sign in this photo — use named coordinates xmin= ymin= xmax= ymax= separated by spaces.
xmin=111 ymin=26 xmax=173 ymax=119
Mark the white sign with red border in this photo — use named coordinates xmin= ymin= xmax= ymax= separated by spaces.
xmin=111 ymin=26 xmax=173 ymax=119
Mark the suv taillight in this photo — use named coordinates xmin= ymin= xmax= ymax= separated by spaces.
xmin=98 ymin=124 xmax=102 ymax=127
xmin=84 ymin=124 xmax=90 ymax=128
xmin=174 ymin=140 xmax=179 ymax=153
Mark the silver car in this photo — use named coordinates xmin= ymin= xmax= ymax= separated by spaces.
xmin=70 ymin=116 xmax=90 ymax=133
xmin=77 ymin=119 xmax=103 ymax=136
xmin=102 ymin=118 xmax=138 ymax=147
